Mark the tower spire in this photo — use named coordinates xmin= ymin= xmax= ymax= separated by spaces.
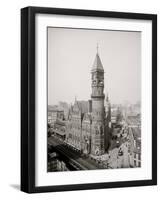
xmin=92 ymin=44 xmax=104 ymax=72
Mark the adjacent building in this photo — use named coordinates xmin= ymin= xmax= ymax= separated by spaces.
xmin=128 ymin=126 xmax=141 ymax=167
xmin=48 ymin=107 xmax=64 ymax=127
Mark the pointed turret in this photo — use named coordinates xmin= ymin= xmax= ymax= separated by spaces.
xmin=92 ymin=53 xmax=104 ymax=72
xmin=91 ymin=44 xmax=104 ymax=72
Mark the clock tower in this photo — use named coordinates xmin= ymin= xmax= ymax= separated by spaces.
xmin=91 ymin=46 xmax=105 ymax=155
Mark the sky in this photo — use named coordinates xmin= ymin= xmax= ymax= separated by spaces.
xmin=48 ymin=27 xmax=141 ymax=105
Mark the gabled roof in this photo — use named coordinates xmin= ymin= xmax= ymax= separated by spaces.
xmin=91 ymin=53 xmax=104 ymax=72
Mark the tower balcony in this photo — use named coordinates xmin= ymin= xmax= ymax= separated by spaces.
xmin=91 ymin=94 xmax=105 ymax=99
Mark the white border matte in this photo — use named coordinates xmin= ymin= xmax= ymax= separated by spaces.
xmin=35 ymin=14 xmax=152 ymax=186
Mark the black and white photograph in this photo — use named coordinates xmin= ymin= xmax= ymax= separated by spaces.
xmin=47 ymin=27 xmax=141 ymax=172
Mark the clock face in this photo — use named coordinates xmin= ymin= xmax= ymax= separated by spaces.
xmin=92 ymin=80 xmax=96 ymax=85
xmin=98 ymin=80 xmax=103 ymax=85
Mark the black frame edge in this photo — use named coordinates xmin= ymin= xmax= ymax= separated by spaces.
xmin=33 ymin=180 xmax=155 ymax=193
xmin=24 ymin=6 xmax=157 ymax=20
xmin=152 ymin=14 xmax=157 ymax=185
xmin=21 ymin=7 xmax=30 ymax=193
xmin=21 ymin=7 xmax=35 ymax=193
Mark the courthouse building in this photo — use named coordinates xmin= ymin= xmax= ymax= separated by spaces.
xmin=65 ymin=49 xmax=111 ymax=156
